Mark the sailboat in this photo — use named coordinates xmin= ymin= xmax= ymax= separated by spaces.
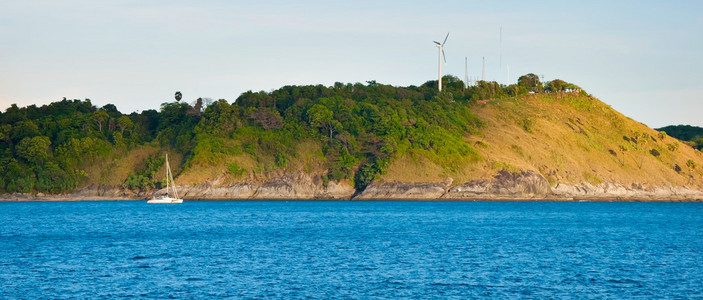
xmin=147 ymin=153 xmax=183 ymax=204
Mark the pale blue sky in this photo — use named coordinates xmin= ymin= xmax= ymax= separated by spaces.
xmin=1 ymin=0 xmax=701 ymax=128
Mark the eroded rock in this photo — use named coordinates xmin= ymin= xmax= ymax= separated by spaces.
xmin=445 ymin=170 xmax=552 ymax=199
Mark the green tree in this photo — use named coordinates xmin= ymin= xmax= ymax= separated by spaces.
xmin=518 ymin=73 xmax=543 ymax=92
xmin=11 ymin=120 xmax=40 ymax=143
xmin=545 ymin=79 xmax=568 ymax=92
xmin=16 ymin=136 xmax=51 ymax=165
xmin=197 ymin=99 xmax=240 ymax=136
xmin=116 ymin=115 xmax=133 ymax=135
xmin=175 ymin=91 xmax=182 ymax=102
xmin=505 ymin=84 xmax=527 ymax=97
xmin=307 ymin=104 xmax=340 ymax=139
xmin=91 ymin=110 xmax=109 ymax=132
xmin=101 ymin=104 xmax=121 ymax=118
xmin=0 ymin=124 xmax=11 ymax=145
xmin=248 ymin=108 xmax=283 ymax=130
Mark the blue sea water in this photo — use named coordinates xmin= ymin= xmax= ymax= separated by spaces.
xmin=1 ymin=201 xmax=702 ymax=299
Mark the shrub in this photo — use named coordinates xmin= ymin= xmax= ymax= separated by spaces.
xmin=121 ymin=155 xmax=164 ymax=191
xmin=275 ymin=153 xmax=288 ymax=168
xmin=354 ymin=162 xmax=377 ymax=189
xmin=322 ymin=175 xmax=330 ymax=188
xmin=521 ymin=118 xmax=534 ymax=133
xmin=674 ymin=164 xmax=682 ymax=173
xmin=687 ymin=159 xmax=697 ymax=169
xmin=667 ymin=142 xmax=679 ymax=152
xmin=122 ymin=174 xmax=153 ymax=191
xmin=227 ymin=162 xmax=246 ymax=177
xmin=657 ymin=131 xmax=667 ymax=140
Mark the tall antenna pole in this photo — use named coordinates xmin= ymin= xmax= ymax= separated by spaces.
xmin=481 ymin=56 xmax=485 ymax=81
xmin=499 ymin=26 xmax=502 ymax=83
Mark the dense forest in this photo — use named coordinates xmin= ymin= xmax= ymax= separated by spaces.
xmin=657 ymin=125 xmax=703 ymax=150
xmin=0 ymin=74 xmax=585 ymax=194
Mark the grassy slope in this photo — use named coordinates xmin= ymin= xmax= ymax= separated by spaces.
xmin=81 ymin=145 xmax=157 ymax=186
xmin=383 ymin=92 xmax=703 ymax=188
xmin=176 ymin=139 xmax=329 ymax=186
xmin=101 ymin=92 xmax=703 ymax=190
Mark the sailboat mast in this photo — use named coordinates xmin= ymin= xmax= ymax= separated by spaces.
xmin=169 ymin=161 xmax=178 ymax=199
xmin=165 ymin=153 xmax=169 ymax=193
xmin=165 ymin=153 xmax=178 ymax=199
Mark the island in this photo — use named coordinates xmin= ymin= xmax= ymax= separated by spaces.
xmin=2 ymin=74 xmax=703 ymax=201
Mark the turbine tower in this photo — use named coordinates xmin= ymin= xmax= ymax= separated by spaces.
xmin=464 ymin=56 xmax=468 ymax=89
xmin=434 ymin=32 xmax=449 ymax=92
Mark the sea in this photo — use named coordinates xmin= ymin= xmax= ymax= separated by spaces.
xmin=1 ymin=200 xmax=702 ymax=299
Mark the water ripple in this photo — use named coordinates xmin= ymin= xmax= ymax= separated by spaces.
xmin=1 ymin=201 xmax=702 ymax=298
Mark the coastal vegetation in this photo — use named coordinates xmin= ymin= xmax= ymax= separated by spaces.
xmin=1 ymin=74 xmax=702 ymax=196
xmin=657 ymin=125 xmax=703 ymax=150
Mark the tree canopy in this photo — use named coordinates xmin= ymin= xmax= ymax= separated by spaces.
xmin=518 ymin=73 xmax=543 ymax=92
xmin=0 ymin=73 xmax=586 ymax=194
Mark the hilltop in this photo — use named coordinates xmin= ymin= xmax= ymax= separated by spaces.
xmin=2 ymin=74 xmax=703 ymax=201
xmin=657 ymin=125 xmax=703 ymax=150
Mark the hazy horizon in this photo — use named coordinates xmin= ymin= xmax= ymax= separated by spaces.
xmin=1 ymin=0 xmax=701 ymax=128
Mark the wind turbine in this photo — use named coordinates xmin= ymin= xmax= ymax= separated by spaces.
xmin=464 ymin=56 xmax=468 ymax=89
xmin=434 ymin=32 xmax=449 ymax=92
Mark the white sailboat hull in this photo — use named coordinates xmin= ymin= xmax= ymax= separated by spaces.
xmin=147 ymin=197 xmax=183 ymax=204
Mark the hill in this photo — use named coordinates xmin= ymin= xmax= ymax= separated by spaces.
xmin=657 ymin=125 xmax=703 ymax=150
xmin=2 ymin=74 xmax=703 ymax=201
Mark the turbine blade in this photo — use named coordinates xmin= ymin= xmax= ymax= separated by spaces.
xmin=433 ymin=41 xmax=441 ymax=45
xmin=442 ymin=49 xmax=446 ymax=63
xmin=442 ymin=32 xmax=449 ymax=45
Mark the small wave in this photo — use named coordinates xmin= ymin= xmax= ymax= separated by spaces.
xmin=431 ymin=282 xmax=475 ymax=288
xmin=606 ymin=278 xmax=643 ymax=287
xmin=131 ymin=256 xmax=148 ymax=260
xmin=137 ymin=265 xmax=150 ymax=269
xmin=430 ymin=282 xmax=452 ymax=287
xmin=186 ymin=277 xmax=204 ymax=281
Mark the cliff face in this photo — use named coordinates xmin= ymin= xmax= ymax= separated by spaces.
xmin=8 ymin=169 xmax=701 ymax=201
xmin=444 ymin=170 xmax=552 ymax=199
xmin=177 ymin=172 xmax=354 ymax=200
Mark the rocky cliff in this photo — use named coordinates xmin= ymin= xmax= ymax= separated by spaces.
xmin=177 ymin=172 xmax=354 ymax=200
xmin=5 ymin=88 xmax=703 ymax=203
xmin=5 ymin=169 xmax=702 ymax=201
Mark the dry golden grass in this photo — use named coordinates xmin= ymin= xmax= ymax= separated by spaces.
xmin=382 ymin=151 xmax=449 ymax=183
xmin=83 ymin=144 xmax=161 ymax=185
xmin=382 ymin=93 xmax=703 ymax=188
xmin=290 ymin=140 xmax=327 ymax=174
xmin=176 ymin=139 xmax=328 ymax=185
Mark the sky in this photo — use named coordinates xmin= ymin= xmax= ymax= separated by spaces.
xmin=1 ymin=0 xmax=702 ymax=128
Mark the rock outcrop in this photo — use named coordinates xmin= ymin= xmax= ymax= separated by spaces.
xmin=551 ymin=182 xmax=703 ymax=201
xmin=178 ymin=172 xmax=355 ymax=200
xmin=353 ymin=181 xmax=450 ymax=200
xmin=444 ymin=170 xmax=552 ymax=200
xmin=3 ymin=169 xmax=703 ymax=202
xmin=180 ymin=182 xmax=257 ymax=200
xmin=71 ymin=184 xmax=141 ymax=199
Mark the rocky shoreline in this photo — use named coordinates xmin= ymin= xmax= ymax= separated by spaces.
xmin=3 ymin=170 xmax=703 ymax=202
